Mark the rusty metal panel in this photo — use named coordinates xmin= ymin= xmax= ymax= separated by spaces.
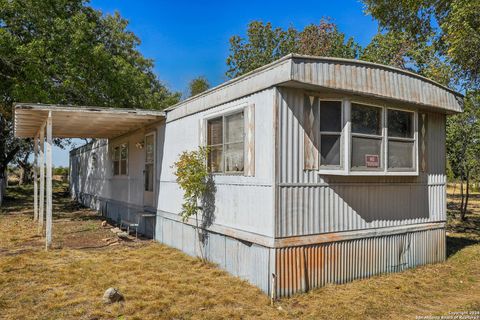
xmin=290 ymin=56 xmax=462 ymax=113
xmin=275 ymin=227 xmax=446 ymax=297
xmin=276 ymin=88 xmax=447 ymax=237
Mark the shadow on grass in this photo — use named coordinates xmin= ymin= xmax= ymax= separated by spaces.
xmin=446 ymin=236 xmax=480 ymax=258
xmin=2 ymin=184 xmax=103 ymax=223
xmin=446 ymin=206 xmax=480 ymax=258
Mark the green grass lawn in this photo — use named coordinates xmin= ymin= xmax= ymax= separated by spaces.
xmin=0 ymin=184 xmax=479 ymax=319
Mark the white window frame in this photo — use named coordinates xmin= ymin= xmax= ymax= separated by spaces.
xmin=112 ymin=142 xmax=128 ymax=176
xmin=205 ymin=108 xmax=245 ymax=175
xmin=318 ymin=99 xmax=344 ymax=170
xmin=317 ymin=97 xmax=419 ymax=176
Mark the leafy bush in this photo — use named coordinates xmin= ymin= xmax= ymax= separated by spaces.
xmin=173 ymin=147 xmax=209 ymax=222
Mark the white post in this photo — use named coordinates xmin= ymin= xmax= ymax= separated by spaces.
xmin=45 ymin=111 xmax=53 ymax=250
xmin=38 ymin=123 xmax=45 ymax=234
xmin=33 ymin=133 xmax=38 ymax=221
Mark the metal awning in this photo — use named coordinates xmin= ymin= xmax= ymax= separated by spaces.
xmin=13 ymin=103 xmax=165 ymax=250
xmin=14 ymin=103 xmax=165 ymax=139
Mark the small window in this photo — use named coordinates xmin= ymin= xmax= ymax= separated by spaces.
xmin=145 ymin=134 xmax=154 ymax=191
xmin=388 ymin=109 xmax=415 ymax=170
xmin=113 ymin=146 xmax=120 ymax=175
xmin=207 ymin=111 xmax=244 ymax=173
xmin=113 ymin=143 xmax=128 ymax=176
xmin=351 ymin=103 xmax=383 ymax=171
xmin=320 ymin=101 xmax=342 ymax=166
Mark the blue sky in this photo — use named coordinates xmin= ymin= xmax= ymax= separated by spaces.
xmin=52 ymin=0 xmax=379 ymax=167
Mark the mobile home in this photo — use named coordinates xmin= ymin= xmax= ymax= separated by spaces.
xmin=18 ymin=54 xmax=463 ymax=297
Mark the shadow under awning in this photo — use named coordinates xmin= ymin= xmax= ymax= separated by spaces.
xmin=13 ymin=103 xmax=165 ymax=139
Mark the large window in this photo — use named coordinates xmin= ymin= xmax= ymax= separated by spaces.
xmin=313 ymin=97 xmax=417 ymax=176
xmin=320 ymin=100 xmax=342 ymax=167
xmin=113 ymin=143 xmax=128 ymax=176
xmin=207 ymin=111 xmax=244 ymax=173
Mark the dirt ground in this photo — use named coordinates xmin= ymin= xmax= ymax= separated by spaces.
xmin=0 ymin=183 xmax=479 ymax=319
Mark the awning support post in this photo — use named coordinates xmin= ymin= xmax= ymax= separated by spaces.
xmin=38 ymin=123 xmax=45 ymax=235
xmin=33 ymin=132 xmax=38 ymax=221
xmin=45 ymin=111 xmax=52 ymax=250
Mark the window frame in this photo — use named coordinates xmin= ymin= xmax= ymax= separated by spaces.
xmin=386 ymin=107 xmax=417 ymax=173
xmin=315 ymin=97 xmax=419 ymax=176
xmin=112 ymin=142 xmax=128 ymax=176
xmin=350 ymin=102 xmax=385 ymax=172
xmin=205 ymin=108 xmax=245 ymax=175
xmin=318 ymin=99 xmax=344 ymax=170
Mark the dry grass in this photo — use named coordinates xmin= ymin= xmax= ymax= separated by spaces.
xmin=0 ymin=184 xmax=479 ymax=319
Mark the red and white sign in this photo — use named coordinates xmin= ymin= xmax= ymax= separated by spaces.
xmin=365 ymin=154 xmax=380 ymax=168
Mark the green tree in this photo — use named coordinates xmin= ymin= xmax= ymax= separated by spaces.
xmin=446 ymin=91 xmax=480 ymax=220
xmin=0 ymin=0 xmax=180 ymax=199
xmin=226 ymin=19 xmax=361 ymax=78
xmin=362 ymin=0 xmax=480 ymax=89
xmin=173 ymin=147 xmax=210 ymax=260
xmin=361 ymin=31 xmax=455 ymax=87
xmin=188 ymin=76 xmax=210 ymax=97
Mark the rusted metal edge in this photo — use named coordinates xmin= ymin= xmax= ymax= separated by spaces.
xmin=157 ymin=209 xmax=276 ymax=248
xmin=283 ymin=80 xmax=461 ymax=114
xmin=290 ymin=54 xmax=462 ymax=98
xmin=274 ymin=222 xmax=445 ymax=248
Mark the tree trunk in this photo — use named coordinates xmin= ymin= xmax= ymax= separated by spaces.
xmin=0 ymin=169 xmax=6 ymax=206
xmin=461 ymin=173 xmax=470 ymax=221
xmin=0 ymin=178 xmax=4 ymax=206
xmin=19 ymin=163 xmax=32 ymax=185
xmin=459 ymin=180 xmax=464 ymax=218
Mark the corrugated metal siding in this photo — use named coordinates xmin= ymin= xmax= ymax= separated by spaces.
xmin=276 ymin=88 xmax=447 ymax=237
xmin=159 ymin=88 xmax=276 ymax=238
xmin=291 ymin=57 xmax=462 ymax=113
xmin=275 ymin=227 xmax=446 ymax=297
xmin=155 ymin=215 xmax=274 ymax=294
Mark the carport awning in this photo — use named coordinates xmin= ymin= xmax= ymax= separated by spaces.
xmin=14 ymin=103 xmax=165 ymax=139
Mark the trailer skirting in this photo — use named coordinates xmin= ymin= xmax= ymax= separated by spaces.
xmin=275 ymin=227 xmax=446 ymax=297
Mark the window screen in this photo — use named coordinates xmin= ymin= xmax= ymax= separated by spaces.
xmin=351 ymin=137 xmax=382 ymax=169
xmin=350 ymin=103 xmax=383 ymax=171
xmin=351 ymin=103 xmax=382 ymax=135
xmin=120 ymin=144 xmax=128 ymax=175
xmin=320 ymin=100 xmax=342 ymax=166
xmin=207 ymin=111 xmax=244 ymax=173
xmin=388 ymin=109 xmax=413 ymax=138
xmin=112 ymin=144 xmax=128 ymax=176
xmin=387 ymin=109 xmax=415 ymax=170
xmin=113 ymin=146 xmax=120 ymax=175
xmin=225 ymin=112 xmax=244 ymax=172
xmin=145 ymin=135 xmax=154 ymax=191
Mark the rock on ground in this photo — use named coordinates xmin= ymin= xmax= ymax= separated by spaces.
xmin=103 ymin=287 xmax=124 ymax=304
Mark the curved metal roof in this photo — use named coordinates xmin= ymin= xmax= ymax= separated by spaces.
xmin=166 ymin=54 xmax=463 ymax=122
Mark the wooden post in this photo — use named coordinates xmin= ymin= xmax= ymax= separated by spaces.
xmin=45 ymin=111 xmax=52 ymax=250
xmin=33 ymin=133 xmax=38 ymax=221
xmin=38 ymin=123 xmax=45 ymax=234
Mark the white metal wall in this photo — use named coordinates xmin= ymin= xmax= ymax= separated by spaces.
xmin=275 ymin=87 xmax=447 ymax=237
xmin=69 ymin=122 xmax=164 ymax=210
xmin=158 ymin=88 xmax=277 ymax=238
